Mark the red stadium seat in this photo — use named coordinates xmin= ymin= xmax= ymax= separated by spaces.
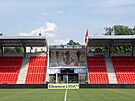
xmin=88 ymin=56 xmax=109 ymax=84
xmin=112 ymin=56 xmax=135 ymax=84
xmin=25 ymin=56 xmax=48 ymax=84
xmin=0 ymin=56 xmax=23 ymax=84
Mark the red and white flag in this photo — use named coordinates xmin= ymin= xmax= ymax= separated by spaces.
xmin=85 ymin=30 xmax=88 ymax=44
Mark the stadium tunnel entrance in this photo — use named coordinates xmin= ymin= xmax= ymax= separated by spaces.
xmin=49 ymin=73 xmax=87 ymax=84
xmin=60 ymin=73 xmax=78 ymax=83
xmin=55 ymin=73 xmax=79 ymax=83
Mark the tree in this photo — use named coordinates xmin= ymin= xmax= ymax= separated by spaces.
xmin=4 ymin=47 xmax=13 ymax=53
xmin=104 ymin=25 xmax=135 ymax=53
xmin=114 ymin=25 xmax=134 ymax=35
xmin=133 ymin=26 xmax=135 ymax=35
xmin=104 ymin=27 xmax=113 ymax=35
xmin=14 ymin=47 xmax=23 ymax=53
xmin=4 ymin=47 xmax=23 ymax=53
xmin=104 ymin=25 xmax=135 ymax=35
xmin=67 ymin=40 xmax=80 ymax=45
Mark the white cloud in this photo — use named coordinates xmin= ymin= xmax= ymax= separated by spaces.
xmin=20 ymin=22 xmax=57 ymax=38
xmin=46 ymin=22 xmax=57 ymax=31
xmin=19 ymin=22 xmax=69 ymax=45
xmin=54 ymin=39 xmax=69 ymax=45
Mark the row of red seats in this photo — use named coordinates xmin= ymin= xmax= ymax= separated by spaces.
xmin=0 ymin=81 xmax=17 ymax=84
xmin=88 ymin=56 xmax=106 ymax=67
xmin=0 ymin=61 xmax=22 ymax=66
xmin=0 ymin=56 xmax=23 ymax=59
xmin=112 ymin=56 xmax=135 ymax=59
xmin=112 ymin=56 xmax=135 ymax=84
xmin=88 ymin=62 xmax=106 ymax=67
xmin=0 ymin=67 xmax=20 ymax=73
xmin=29 ymin=59 xmax=47 ymax=61
xmin=30 ymin=56 xmax=48 ymax=59
xmin=0 ymin=60 xmax=22 ymax=62
xmin=88 ymin=56 xmax=109 ymax=84
xmin=26 ymin=74 xmax=45 ymax=78
xmin=0 ymin=57 xmax=22 ymax=84
xmin=90 ymin=73 xmax=109 ymax=84
xmin=0 ymin=78 xmax=18 ymax=80
xmin=89 ymin=74 xmax=108 ymax=78
xmin=26 ymin=81 xmax=45 ymax=84
xmin=115 ymin=70 xmax=135 ymax=72
xmin=28 ymin=67 xmax=46 ymax=73
xmin=113 ymin=61 xmax=135 ymax=67
xmin=25 ymin=56 xmax=47 ymax=84
xmin=25 ymin=74 xmax=46 ymax=84
xmin=29 ymin=62 xmax=47 ymax=67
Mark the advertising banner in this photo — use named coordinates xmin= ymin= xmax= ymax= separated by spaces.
xmin=48 ymin=83 xmax=79 ymax=89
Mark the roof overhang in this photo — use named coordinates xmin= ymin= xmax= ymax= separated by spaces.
xmin=88 ymin=35 xmax=135 ymax=46
xmin=0 ymin=36 xmax=47 ymax=47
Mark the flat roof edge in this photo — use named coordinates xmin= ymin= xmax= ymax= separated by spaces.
xmin=0 ymin=36 xmax=46 ymax=39
xmin=89 ymin=35 xmax=135 ymax=39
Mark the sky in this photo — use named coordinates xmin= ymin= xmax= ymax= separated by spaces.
xmin=0 ymin=0 xmax=135 ymax=45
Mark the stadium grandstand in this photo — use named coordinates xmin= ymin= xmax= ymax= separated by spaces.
xmin=0 ymin=35 xmax=135 ymax=85
xmin=0 ymin=35 xmax=135 ymax=101
xmin=0 ymin=36 xmax=48 ymax=84
xmin=87 ymin=35 xmax=135 ymax=84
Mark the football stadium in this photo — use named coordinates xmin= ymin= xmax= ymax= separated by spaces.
xmin=0 ymin=35 xmax=135 ymax=101
xmin=1 ymin=0 xmax=135 ymax=101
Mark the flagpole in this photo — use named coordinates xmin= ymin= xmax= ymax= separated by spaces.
xmin=84 ymin=29 xmax=89 ymax=83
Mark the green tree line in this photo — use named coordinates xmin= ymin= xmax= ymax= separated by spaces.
xmin=104 ymin=25 xmax=135 ymax=35
xmin=4 ymin=47 xmax=23 ymax=53
xmin=67 ymin=40 xmax=80 ymax=45
xmin=104 ymin=25 xmax=135 ymax=53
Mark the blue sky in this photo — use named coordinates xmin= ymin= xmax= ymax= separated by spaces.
xmin=0 ymin=0 xmax=135 ymax=45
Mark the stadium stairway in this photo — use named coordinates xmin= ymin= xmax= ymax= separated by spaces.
xmin=17 ymin=58 xmax=30 ymax=84
xmin=105 ymin=58 xmax=118 ymax=84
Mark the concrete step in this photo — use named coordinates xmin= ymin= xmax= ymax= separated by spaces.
xmin=105 ymin=58 xmax=118 ymax=84
xmin=17 ymin=58 xmax=30 ymax=84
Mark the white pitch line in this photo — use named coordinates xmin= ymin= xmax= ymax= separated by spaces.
xmin=64 ymin=89 xmax=68 ymax=101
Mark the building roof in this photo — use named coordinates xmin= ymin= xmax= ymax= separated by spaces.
xmin=88 ymin=35 xmax=135 ymax=46
xmin=0 ymin=36 xmax=47 ymax=47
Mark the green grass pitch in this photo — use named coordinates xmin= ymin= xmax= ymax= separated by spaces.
xmin=0 ymin=89 xmax=134 ymax=101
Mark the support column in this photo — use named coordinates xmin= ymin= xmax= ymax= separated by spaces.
xmin=131 ymin=46 xmax=134 ymax=56
xmin=67 ymin=75 xmax=68 ymax=84
xmin=56 ymin=73 xmax=58 ymax=84
xmin=108 ymin=46 xmax=111 ymax=58
xmin=30 ymin=47 xmax=32 ymax=53
xmin=1 ymin=47 xmax=3 ymax=57
xmin=23 ymin=46 xmax=26 ymax=58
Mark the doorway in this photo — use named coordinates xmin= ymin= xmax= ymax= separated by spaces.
xmin=58 ymin=74 xmax=78 ymax=83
